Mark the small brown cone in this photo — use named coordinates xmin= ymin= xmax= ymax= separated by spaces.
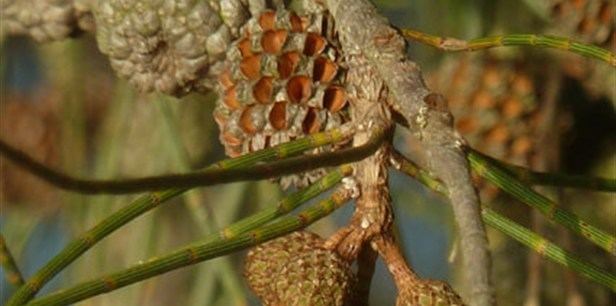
xmin=244 ymin=231 xmax=356 ymax=306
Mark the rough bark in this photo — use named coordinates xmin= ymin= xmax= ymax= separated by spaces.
xmin=324 ymin=0 xmax=495 ymax=305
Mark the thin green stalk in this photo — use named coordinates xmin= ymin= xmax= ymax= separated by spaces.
xmin=0 ymin=126 xmax=378 ymax=194
xmin=390 ymin=151 xmax=616 ymax=290
xmin=471 ymin=149 xmax=616 ymax=192
xmin=6 ymin=129 xmax=365 ymax=306
xmin=482 ymin=208 xmax=616 ymax=291
xmin=26 ymin=189 xmax=351 ymax=306
xmin=220 ymin=165 xmax=354 ymax=239
xmin=402 ymin=29 xmax=616 ymax=66
xmin=468 ymin=150 xmax=616 ymax=255
xmin=0 ymin=234 xmax=25 ymax=287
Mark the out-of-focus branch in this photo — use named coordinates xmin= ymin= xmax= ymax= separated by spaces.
xmin=0 ymin=126 xmax=386 ymax=194
xmin=324 ymin=1 xmax=493 ymax=305
xmin=0 ymin=234 xmax=25 ymax=287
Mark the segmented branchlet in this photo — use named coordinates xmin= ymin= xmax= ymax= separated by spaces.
xmin=244 ymin=231 xmax=356 ymax=306
xmin=214 ymin=8 xmax=350 ymax=188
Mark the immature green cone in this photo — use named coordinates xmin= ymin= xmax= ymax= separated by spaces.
xmin=0 ymin=0 xmax=78 ymax=42
xmin=214 ymin=9 xmax=350 ymax=188
xmin=93 ymin=0 xmax=253 ymax=95
xmin=396 ymin=280 xmax=465 ymax=306
xmin=244 ymin=231 xmax=356 ymax=306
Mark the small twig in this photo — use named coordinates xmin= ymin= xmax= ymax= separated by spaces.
xmin=0 ymin=234 xmax=25 ymax=287
xmin=390 ymin=150 xmax=616 ymax=291
xmin=0 ymin=127 xmax=384 ymax=194
xmin=473 ymin=150 xmax=616 ymax=192
xmin=401 ymin=29 xmax=616 ymax=66
xmin=468 ymin=150 xmax=616 ymax=255
xmin=5 ymin=129 xmax=366 ymax=306
xmin=25 ymin=189 xmax=352 ymax=306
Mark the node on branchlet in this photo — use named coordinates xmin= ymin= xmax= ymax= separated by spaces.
xmin=0 ymin=0 xmax=78 ymax=43
xmin=396 ymin=280 xmax=465 ymax=306
xmin=244 ymin=231 xmax=356 ymax=306
xmin=93 ymin=0 xmax=252 ymax=95
xmin=214 ymin=8 xmax=350 ymax=188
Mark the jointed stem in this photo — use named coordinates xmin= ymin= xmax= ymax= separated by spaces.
xmin=25 ymin=189 xmax=352 ymax=306
xmin=481 ymin=208 xmax=616 ymax=291
xmin=469 ymin=149 xmax=616 ymax=192
xmin=468 ymin=150 xmax=616 ymax=255
xmin=0 ymin=127 xmax=361 ymax=194
xmin=6 ymin=129 xmax=382 ymax=305
xmin=402 ymin=29 xmax=616 ymax=66
xmin=0 ymin=234 xmax=25 ymax=287
xmin=390 ymin=151 xmax=616 ymax=290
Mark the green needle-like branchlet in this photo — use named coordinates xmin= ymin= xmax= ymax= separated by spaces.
xmin=0 ymin=126 xmax=358 ymax=194
xmin=482 ymin=208 xmax=616 ymax=291
xmin=402 ymin=29 xmax=616 ymax=66
xmin=0 ymin=234 xmax=25 ymax=287
xmin=472 ymin=149 xmax=616 ymax=192
xmin=391 ymin=151 xmax=616 ymax=290
xmin=468 ymin=150 xmax=616 ymax=255
xmin=6 ymin=128 xmax=373 ymax=306
xmin=25 ymin=190 xmax=351 ymax=306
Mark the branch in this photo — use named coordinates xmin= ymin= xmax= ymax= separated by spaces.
xmin=469 ymin=149 xmax=616 ymax=192
xmin=0 ymin=126 xmax=384 ymax=194
xmin=325 ymin=1 xmax=493 ymax=304
xmin=468 ymin=150 xmax=616 ymax=255
xmin=401 ymin=29 xmax=616 ymax=66
xmin=0 ymin=234 xmax=25 ymax=287
xmin=390 ymin=150 xmax=616 ymax=291
xmin=25 ymin=189 xmax=352 ymax=306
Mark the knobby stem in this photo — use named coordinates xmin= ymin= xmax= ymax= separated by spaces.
xmin=402 ymin=29 xmax=616 ymax=66
xmin=26 ymin=189 xmax=351 ymax=306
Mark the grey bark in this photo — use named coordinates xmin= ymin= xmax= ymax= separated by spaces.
xmin=324 ymin=0 xmax=494 ymax=305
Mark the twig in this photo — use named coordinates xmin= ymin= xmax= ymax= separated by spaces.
xmin=5 ymin=129 xmax=367 ymax=306
xmin=0 ymin=234 xmax=25 ymax=287
xmin=473 ymin=149 xmax=616 ymax=192
xmin=25 ymin=189 xmax=352 ymax=306
xmin=468 ymin=150 xmax=616 ymax=255
xmin=0 ymin=126 xmax=384 ymax=194
xmin=401 ymin=29 xmax=616 ymax=66
xmin=389 ymin=151 xmax=616 ymax=290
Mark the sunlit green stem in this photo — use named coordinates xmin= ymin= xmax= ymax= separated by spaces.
xmin=220 ymin=165 xmax=354 ymax=239
xmin=402 ymin=29 xmax=616 ymax=66
xmin=390 ymin=151 xmax=616 ymax=290
xmin=26 ymin=190 xmax=351 ymax=306
xmin=6 ymin=128 xmax=363 ymax=306
xmin=481 ymin=208 xmax=616 ymax=291
xmin=0 ymin=126 xmax=360 ymax=194
xmin=0 ymin=234 xmax=25 ymax=287
xmin=468 ymin=150 xmax=616 ymax=255
xmin=470 ymin=149 xmax=616 ymax=192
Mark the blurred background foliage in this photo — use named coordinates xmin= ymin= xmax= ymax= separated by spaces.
xmin=0 ymin=0 xmax=614 ymax=305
